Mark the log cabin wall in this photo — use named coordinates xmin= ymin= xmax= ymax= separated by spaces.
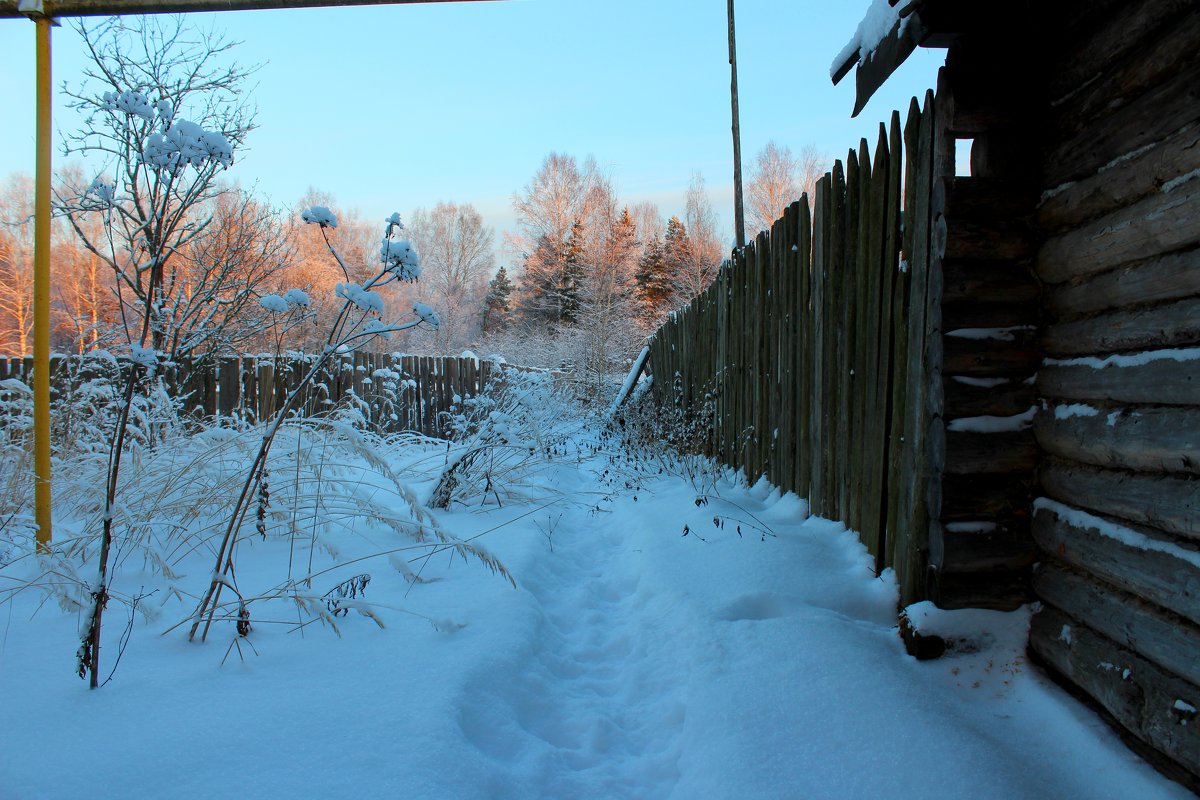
xmin=1024 ymin=0 xmax=1200 ymax=784
xmin=925 ymin=41 xmax=1042 ymax=612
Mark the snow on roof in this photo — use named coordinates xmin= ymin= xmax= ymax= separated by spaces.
xmin=830 ymin=0 xmax=915 ymax=81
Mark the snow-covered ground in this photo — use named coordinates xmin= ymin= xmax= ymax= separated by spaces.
xmin=0 ymin=404 xmax=1191 ymax=799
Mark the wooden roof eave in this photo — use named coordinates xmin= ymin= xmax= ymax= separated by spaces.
xmin=0 ymin=0 xmax=495 ymax=18
xmin=848 ymin=11 xmax=929 ymax=117
xmin=833 ymin=0 xmax=990 ymax=117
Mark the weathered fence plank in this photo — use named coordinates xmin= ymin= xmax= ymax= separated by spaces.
xmin=2 ymin=352 xmax=496 ymax=438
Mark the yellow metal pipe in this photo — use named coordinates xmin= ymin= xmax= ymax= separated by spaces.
xmin=34 ymin=15 xmax=52 ymax=551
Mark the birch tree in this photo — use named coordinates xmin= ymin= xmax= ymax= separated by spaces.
xmin=406 ymin=201 xmax=494 ymax=353
xmin=0 ymin=175 xmax=35 ymax=356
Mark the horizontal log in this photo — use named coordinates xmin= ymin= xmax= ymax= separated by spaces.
xmin=1038 ymin=173 xmax=1200 ymax=285
xmin=944 ymin=428 xmax=1037 ymax=475
xmin=931 ymin=523 xmax=1036 ymax=573
xmin=1044 ymin=0 xmax=1193 ymax=103
xmin=1035 ymin=403 xmax=1200 ymax=474
xmin=1040 ymin=458 xmax=1200 ymax=541
xmin=943 ymin=302 xmax=1038 ymax=332
xmin=1032 ymin=501 xmax=1200 ymax=625
xmin=1033 ymin=560 xmax=1200 ymax=688
xmin=1043 ymin=296 xmax=1200 ymax=358
xmin=943 ymin=222 xmax=1034 ymax=263
xmin=1045 ymin=58 xmax=1200 ymax=187
xmin=1044 ymin=246 xmax=1200 ymax=318
xmin=944 ymin=375 xmax=1036 ymax=417
xmin=1029 ymin=605 xmax=1200 ymax=783
xmin=1038 ymin=352 xmax=1200 ymax=406
xmin=927 ymin=566 xmax=1031 ymax=611
xmin=935 ymin=176 xmax=1038 ymax=220
xmin=968 ymin=129 xmax=1041 ymax=181
xmin=940 ymin=39 xmax=1043 ymax=140
xmin=1050 ymin=5 xmax=1200 ymax=145
xmin=943 ymin=334 xmax=1040 ymax=376
xmin=1039 ymin=121 xmax=1200 ymax=234
xmin=942 ymin=259 xmax=1039 ymax=306
xmin=941 ymin=472 xmax=1035 ymax=520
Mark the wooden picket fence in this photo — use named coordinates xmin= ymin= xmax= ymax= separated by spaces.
xmin=647 ymin=94 xmax=942 ymax=605
xmin=0 ymin=352 xmax=507 ymax=439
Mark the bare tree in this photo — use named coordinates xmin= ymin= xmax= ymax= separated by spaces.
xmin=628 ymin=200 xmax=662 ymax=254
xmin=673 ymin=172 xmax=725 ymax=303
xmin=54 ymin=212 xmax=116 ymax=354
xmin=162 ymin=186 xmax=290 ymax=360
xmin=510 ymin=152 xmax=602 ymax=324
xmin=274 ymin=189 xmax=380 ymax=353
xmin=55 ymin=15 xmax=259 ymax=365
xmin=406 ymin=202 xmax=494 ymax=353
xmin=57 ymin=15 xmax=263 ymax=689
xmin=746 ymin=141 xmax=798 ymax=237
xmin=747 ymin=141 xmax=828 ymax=236
xmin=571 ymin=207 xmax=643 ymax=396
xmin=796 ymin=144 xmax=826 ymax=209
xmin=0 ymin=174 xmax=35 ymax=356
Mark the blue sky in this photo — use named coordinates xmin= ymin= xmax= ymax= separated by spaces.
xmin=0 ymin=0 xmax=945 ymax=254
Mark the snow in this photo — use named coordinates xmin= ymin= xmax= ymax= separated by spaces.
xmin=1053 ymin=403 xmax=1099 ymax=420
xmin=946 ymin=406 xmax=1036 ymax=433
xmin=1175 ymin=699 xmax=1197 ymax=714
xmin=608 ymin=345 xmax=650 ymax=419
xmin=1162 ymin=167 xmax=1200 ymax=193
xmin=86 ymin=177 xmax=116 ymax=207
xmin=102 ymin=89 xmax=155 ymax=121
xmin=128 ymin=343 xmax=158 ymax=368
xmin=385 ymin=211 xmax=404 ymax=237
xmin=362 ymin=319 xmax=392 ymax=340
xmin=381 ymin=238 xmax=420 ymax=280
xmin=142 ymin=119 xmax=233 ymax=171
xmin=831 ymin=0 xmax=913 ymax=79
xmin=0 ymin=408 xmax=1190 ymax=799
xmin=946 ymin=326 xmax=1035 ymax=342
xmin=258 ymin=294 xmax=289 ymax=313
xmin=301 ymin=205 xmax=338 ymax=228
xmin=412 ymin=302 xmax=439 ymax=328
xmin=1045 ymin=347 xmax=1200 ymax=369
xmin=283 ymin=288 xmax=311 ymax=308
xmin=1033 ymin=498 xmax=1200 ymax=571
xmin=903 ymin=600 xmax=1027 ymax=649
xmin=336 ymin=282 xmax=384 ymax=315
xmin=945 ymin=521 xmax=998 ymax=534
xmin=951 ymin=375 xmax=1008 ymax=389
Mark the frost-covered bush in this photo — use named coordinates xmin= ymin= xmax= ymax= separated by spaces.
xmin=6 ymin=419 xmax=509 ymax=650
xmin=429 ymin=367 xmax=587 ymax=509
xmin=604 ymin=372 xmax=723 ymax=494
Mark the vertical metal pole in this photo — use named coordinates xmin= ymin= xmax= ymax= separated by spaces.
xmin=34 ymin=14 xmax=53 ymax=551
xmin=727 ymin=0 xmax=745 ymax=250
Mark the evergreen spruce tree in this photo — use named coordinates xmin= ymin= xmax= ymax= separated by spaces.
xmin=635 ymin=234 xmax=670 ymax=315
xmin=663 ymin=215 xmax=691 ymax=282
xmin=559 ymin=219 xmax=587 ymax=323
xmin=482 ymin=266 xmax=514 ymax=333
xmin=604 ymin=207 xmax=639 ymax=301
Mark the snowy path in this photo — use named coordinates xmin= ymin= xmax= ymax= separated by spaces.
xmin=0 ymin=442 xmax=1192 ymax=799
xmin=457 ymin=508 xmax=686 ymax=796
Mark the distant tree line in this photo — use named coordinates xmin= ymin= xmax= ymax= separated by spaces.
xmin=0 ymin=16 xmax=824 ymax=386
